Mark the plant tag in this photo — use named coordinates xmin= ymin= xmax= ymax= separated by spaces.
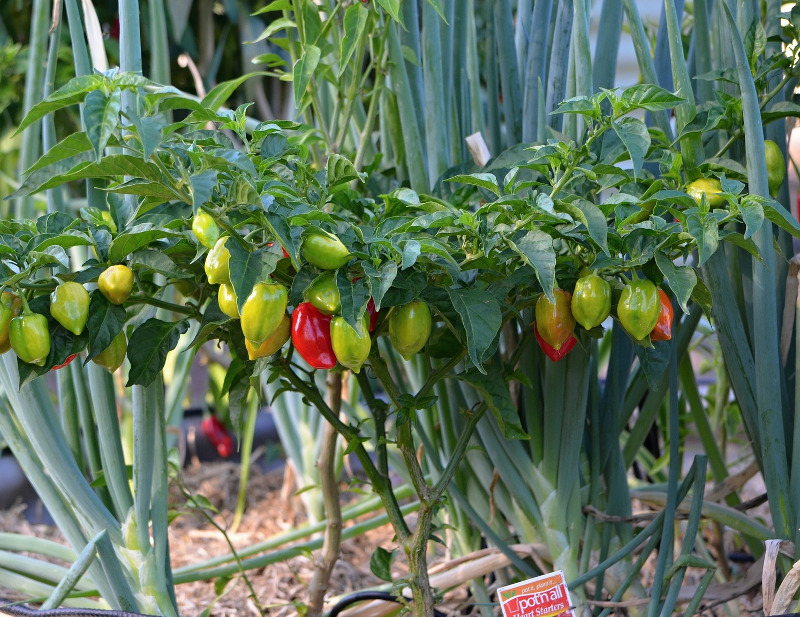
xmin=497 ymin=570 xmax=574 ymax=617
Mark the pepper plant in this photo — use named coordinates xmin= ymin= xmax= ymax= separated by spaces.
xmin=1 ymin=52 xmax=797 ymax=615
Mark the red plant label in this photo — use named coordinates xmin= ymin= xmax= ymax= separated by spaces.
xmin=497 ymin=571 xmax=574 ymax=617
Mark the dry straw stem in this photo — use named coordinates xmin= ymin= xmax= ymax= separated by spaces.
xmin=767 ymin=541 xmax=800 ymax=614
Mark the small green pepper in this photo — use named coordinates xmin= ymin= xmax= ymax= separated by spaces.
xmin=617 ymin=279 xmax=661 ymax=340
xmin=50 ymin=281 xmax=90 ymax=335
xmin=571 ymin=274 xmax=611 ymax=330
xmin=10 ymin=313 xmax=51 ymax=366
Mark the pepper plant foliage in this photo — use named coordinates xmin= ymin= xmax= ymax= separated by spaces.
xmin=7 ymin=74 xmax=800 ymax=411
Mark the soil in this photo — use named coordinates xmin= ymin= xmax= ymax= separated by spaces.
xmin=0 ymin=459 xmax=473 ymax=617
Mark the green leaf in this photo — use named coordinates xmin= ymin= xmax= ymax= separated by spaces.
xmin=612 ymin=117 xmax=650 ymax=177
xmin=198 ymin=72 xmax=271 ymax=113
xmin=445 ymin=173 xmax=501 ymax=197
xmin=190 ymin=170 xmax=218 ymax=210
xmin=126 ymin=318 xmax=189 ymax=387
xmin=24 ymin=132 xmax=93 ymax=175
xmin=128 ymin=250 xmax=190 ymax=279
xmin=16 ymin=74 xmax=105 ymax=135
xmin=28 ymin=232 xmax=93 ymax=253
xmin=551 ymin=95 xmax=599 ymax=118
xmin=326 ymin=154 xmax=366 ymax=189
xmin=369 ymin=547 xmax=395 ymax=582
xmin=401 ymin=239 xmax=421 ymax=269
xmin=340 ymin=4 xmax=369 ymax=78
xmin=375 ymin=0 xmax=403 ymax=23
xmin=447 ymin=288 xmax=502 ymax=373
xmin=12 ymin=155 xmax=163 ymax=197
xmin=633 ymin=340 xmax=671 ymax=390
xmin=132 ymin=115 xmax=166 ymax=159
xmin=557 ymin=199 xmax=609 ymax=255
xmin=762 ymin=197 xmax=800 ymax=239
xmin=85 ymin=291 xmax=127 ymax=362
xmin=507 ymin=231 xmax=555 ymax=299
xmin=107 ymin=224 xmax=182 ymax=264
xmin=362 ymin=261 xmax=397 ymax=311
xmin=107 ymin=179 xmax=183 ymax=201
xmin=84 ymin=89 xmax=122 ymax=160
xmin=253 ymin=0 xmax=292 ymax=14
xmin=293 ymin=45 xmax=322 ymax=108
xmin=620 ymin=84 xmax=684 ymax=112
xmin=654 ymin=253 xmax=696 ymax=313
xmin=761 ymin=101 xmax=800 ymax=125
xmin=459 ymin=366 xmax=528 ymax=439
xmin=188 ymin=297 xmax=229 ymax=348
xmin=251 ymin=17 xmax=297 ymax=43
xmin=686 ymin=213 xmax=719 ymax=266
xmin=336 ymin=271 xmax=370 ymax=331
xmin=738 ymin=195 xmax=764 ymax=239
xmin=261 ymin=133 xmax=290 ymax=159
xmin=228 ymin=244 xmax=280 ymax=313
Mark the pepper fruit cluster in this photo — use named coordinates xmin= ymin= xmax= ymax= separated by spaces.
xmin=0 ymin=263 xmax=133 ymax=373
xmin=535 ymin=273 xmax=675 ymax=362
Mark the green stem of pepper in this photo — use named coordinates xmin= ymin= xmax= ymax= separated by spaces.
xmin=127 ymin=294 xmax=196 ymax=316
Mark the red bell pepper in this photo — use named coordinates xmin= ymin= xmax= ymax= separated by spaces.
xmin=291 ymin=302 xmax=337 ymax=369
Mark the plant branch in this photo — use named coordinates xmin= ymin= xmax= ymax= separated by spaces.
xmin=307 ymin=371 xmax=343 ymax=617
xmin=278 ymin=360 xmax=412 ymax=539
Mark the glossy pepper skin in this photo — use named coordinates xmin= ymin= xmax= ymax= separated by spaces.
xmin=302 ymin=233 xmax=351 ymax=270
xmin=765 ymin=139 xmax=786 ymax=197
xmin=98 ymin=265 xmax=134 ymax=305
xmin=534 ymin=323 xmax=577 ymax=362
xmin=0 ymin=292 xmax=23 ymax=354
xmin=292 ymin=302 xmax=336 ymax=369
xmin=241 ymin=282 xmax=288 ymax=344
xmin=389 ymin=300 xmax=432 ymax=360
xmin=686 ymin=177 xmax=725 ymax=207
xmin=50 ymin=282 xmax=90 ymax=335
xmin=617 ymin=279 xmax=661 ymax=340
xmin=366 ymin=298 xmax=379 ymax=332
xmin=10 ymin=313 xmax=51 ymax=366
xmin=571 ymin=274 xmax=611 ymax=330
xmin=204 ymin=236 xmax=232 ymax=285
xmin=245 ymin=314 xmax=290 ymax=360
xmin=330 ymin=315 xmax=371 ymax=373
xmin=92 ymin=331 xmax=127 ymax=372
xmin=649 ymin=289 xmax=674 ymax=342
xmin=192 ymin=212 xmax=221 ymax=249
xmin=535 ymin=289 xmax=575 ymax=350
xmin=218 ymin=284 xmax=239 ymax=319
xmin=51 ymin=353 xmax=78 ymax=371
xmin=305 ymin=274 xmax=341 ymax=315
xmin=200 ymin=416 xmax=233 ymax=458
